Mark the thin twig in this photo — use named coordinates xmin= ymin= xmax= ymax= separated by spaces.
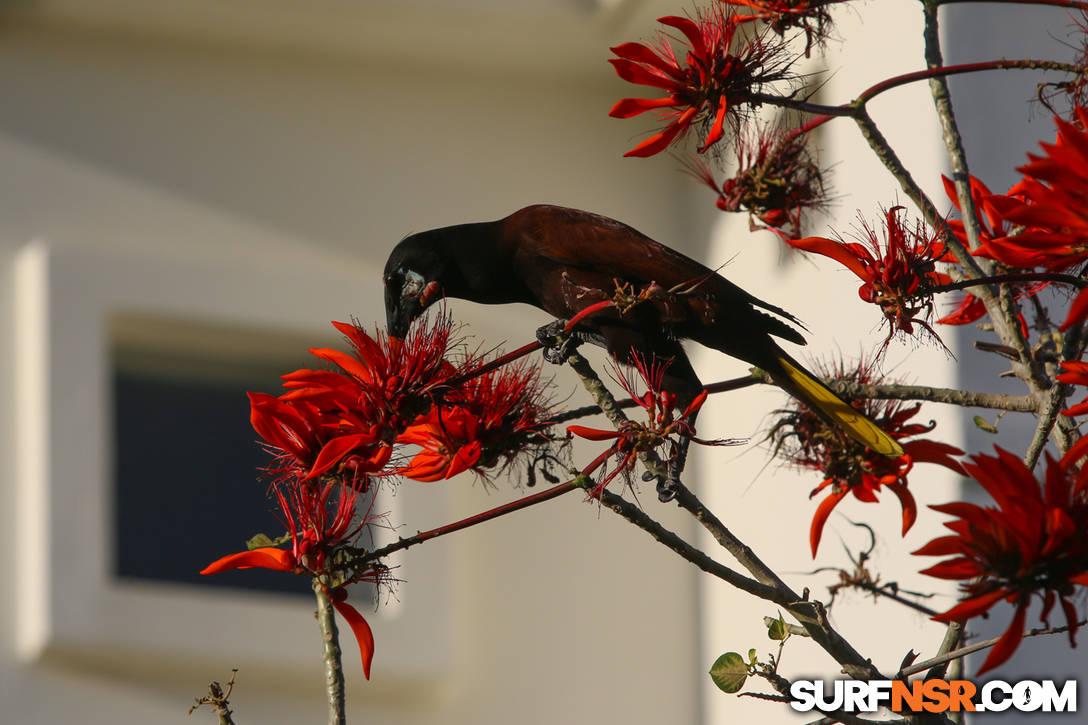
xmin=852 ymin=107 xmax=945 ymax=227
xmin=849 ymin=580 xmax=941 ymax=618
xmin=899 ymin=620 xmax=1086 ymax=678
xmin=929 ymin=272 xmax=1088 ymax=292
xmin=357 ymin=479 xmax=581 ymax=564
xmin=561 ymin=352 xmax=884 ymax=680
xmin=550 ymin=374 xmax=760 ymax=424
xmin=857 ymin=59 xmax=1084 ymax=107
xmin=938 ymin=0 xmax=1088 ymax=9
xmin=670 ymin=482 xmax=883 ymax=680
xmin=925 ymin=622 xmax=964 ymax=681
xmin=313 ymin=580 xmax=346 ymax=725
xmin=1025 ymin=386 xmax=1066 ymax=468
xmin=594 ymin=487 xmax=780 ymax=601
xmin=828 ymin=379 xmax=1038 ymax=412
xmin=188 ymin=670 xmax=238 ymax=725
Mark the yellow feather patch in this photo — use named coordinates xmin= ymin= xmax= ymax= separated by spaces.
xmin=777 ymin=357 xmax=905 ymax=458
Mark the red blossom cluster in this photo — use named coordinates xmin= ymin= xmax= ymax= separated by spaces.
xmin=202 ymin=479 xmax=386 ymax=677
xmin=568 ymin=354 xmax=731 ymax=495
xmin=936 ymin=174 xmax=1040 ymax=333
xmin=687 ymin=124 xmax=825 ymax=240
xmin=202 ymin=312 xmax=554 ymax=678
xmin=790 ymin=207 xmax=954 ymax=351
xmin=723 ymin=0 xmax=845 ymax=57
xmin=915 ymin=447 xmax=1088 ymax=675
xmin=981 ymin=106 xmax=1088 ymax=273
xmin=939 ymin=106 xmax=1088 ymax=331
xmin=608 ymin=7 xmax=792 ymax=157
xmin=767 ymin=360 xmax=964 ymax=557
xmin=398 ymin=361 xmax=553 ymax=481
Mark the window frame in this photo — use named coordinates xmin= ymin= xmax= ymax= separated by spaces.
xmin=13 ymin=241 xmax=452 ymax=679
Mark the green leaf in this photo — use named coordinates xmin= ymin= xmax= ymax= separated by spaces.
xmin=748 ymin=648 xmax=758 ymax=666
xmin=246 ymin=532 xmax=290 ymax=550
xmin=973 ymin=415 xmax=998 ymax=434
xmin=709 ymin=652 xmax=748 ymax=694
xmin=767 ymin=612 xmax=789 ymax=641
xmin=246 ymin=533 xmax=276 ymax=550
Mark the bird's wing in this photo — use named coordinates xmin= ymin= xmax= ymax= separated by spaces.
xmin=505 ymin=205 xmax=806 ymax=345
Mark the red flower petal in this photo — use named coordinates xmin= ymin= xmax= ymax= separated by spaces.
xmin=697 ymin=96 xmax=729 ymax=153
xmin=912 ymin=535 xmax=963 ymax=557
xmin=657 ymin=16 xmax=708 ymax=59
xmin=885 ymin=481 xmax=918 ymax=535
xmin=306 ymin=432 xmax=379 ymax=480
xmin=399 ymin=450 xmax=452 ymax=482
xmin=788 ymin=236 xmax=874 ymax=281
xmin=307 ymin=347 xmax=375 ymax=384
xmin=201 ymin=547 xmax=296 ymax=575
xmin=623 ymin=107 xmax=697 ymax=158
xmin=332 ymin=599 xmax=376 ymax=680
xmin=1061 ymin=286 xmax=1088 ymax=331
xmin=608 ymin=42 xmax=684 ymax=80
xmin=977 ymin=600 xmax=1028 ymax=676
xmin=931 ymin=587 xmax=1007 ymax=623
xmin=809 ymin=489 xmax=848 ymax=557
xmin=608 ymin=59 xmax=683 ymax=92
xmin=567 ymin=425 xmax=623 ymax=441
xmin=919 ymin=556 xmax=982 ymax=580
xmin=608 ymin=96 xmax=679 ymax=119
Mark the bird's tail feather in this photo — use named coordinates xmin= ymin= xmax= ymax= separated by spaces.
xmin=772 ymin=355 xmax=904 ymax=458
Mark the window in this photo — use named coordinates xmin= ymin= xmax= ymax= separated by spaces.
xmin=14 ymin=242 xmax=450 ymax=679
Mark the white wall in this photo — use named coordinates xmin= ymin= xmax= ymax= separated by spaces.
xmin=0 ymin=3 xmax=705 ymax=723
xmin=3 ymin=3 xmax=1079 ymax=724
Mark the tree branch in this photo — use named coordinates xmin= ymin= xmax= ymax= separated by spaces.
xmin=594 ymin=486 xmax=781 ymax=601
xmin=313 ymin=580 xmax=346 ymax=725
xmin=357 ymin=479 xmax=581 ymax=564
xmin=188 ymin=670 xmax=239 ymax=725
xmin=929 ymin=272 xmax=1088 ymax=293
xmin=827 ymin=379 xmax=1037 ymax=412
xmin=899 ymin=620 xmax=1086 ymax=678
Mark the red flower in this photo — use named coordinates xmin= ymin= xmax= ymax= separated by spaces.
xmin=396 ymin=406 xmax=483 ymax=482
xmin=936 ymin=174 xmax=1043 ymax=332
xmin=395 ymin=356 xmax=554 ymax=481
xmin=723 ymin=0 xmax=844 ymax=57
xmin=767 ymin=359 xmax=965 ymax=556
xmin=608 ymin=8 xmax=792 ymax=157
xmin=248 ymin=392 xmax=392 ymax=483
xmin=790 ymin=207 xmax=953 ymax=351
xmin=982 ymin=105 xmax=1088 ymax=271
xmin=687 ymin=124 xmax=825 ymax=240
xmin=283 ymin=314 xmax=461 ymax=438
xmin=915 ymin=447 xmax=1088 ymax=675
xmin=444 ymin=360 xmax=554 ymax=470
xmin=202 ymin=479 xmax=387 ymax=679
xmin=567 ymin=354 xmax=732 ymax=494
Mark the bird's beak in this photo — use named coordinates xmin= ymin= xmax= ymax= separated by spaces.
xmin=385 ymin=271 xmax=442 ymax=339
xmin=385 ymin=291 xmax=420 ymax=340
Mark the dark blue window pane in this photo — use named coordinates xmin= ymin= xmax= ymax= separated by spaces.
xmin=112 ymin=369 xmax=314 ymax=597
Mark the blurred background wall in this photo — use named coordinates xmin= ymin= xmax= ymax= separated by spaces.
xmin=0 ymin=1 xmax=1076 ymax=723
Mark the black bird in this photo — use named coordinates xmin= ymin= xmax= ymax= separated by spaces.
xmin=384 ymin=204 xmax=903 ymax=489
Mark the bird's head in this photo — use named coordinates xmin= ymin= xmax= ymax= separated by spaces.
xmin=383 ymin=234 xmax=447 ymax=339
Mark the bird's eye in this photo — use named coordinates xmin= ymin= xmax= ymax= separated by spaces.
xmin=402 ymin=270 xmax=426 ymax=299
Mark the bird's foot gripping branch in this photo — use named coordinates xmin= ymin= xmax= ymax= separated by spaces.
xmin=195 ymin=2 xmax=1088 ymax=723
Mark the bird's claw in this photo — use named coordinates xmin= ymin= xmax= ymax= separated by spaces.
xmin=657 ymin=473 xmax=679 ymax=502
xmin=643 ymin=468 xmax=679 ymax=502
xmin=536 ymin=320 xmax=580 ymax=364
